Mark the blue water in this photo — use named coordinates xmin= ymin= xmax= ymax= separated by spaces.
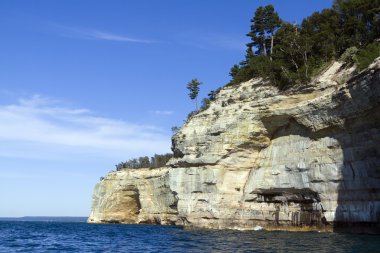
xmin=0 ymin=221 xmax=379 ymax=252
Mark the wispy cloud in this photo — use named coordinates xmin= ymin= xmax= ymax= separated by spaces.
xmin=151 ymin=110 xmax=173 ymax=116
xmin=55 ymin=25 xmax=155 ymax=43
xmin=0 ymin=94 xmax=171 ymax=161
xmin=86 ymin=30 xmax=152 ymax=43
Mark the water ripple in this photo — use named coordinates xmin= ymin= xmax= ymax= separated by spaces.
xmin=0 ymin=221 xmax=379 ymax=252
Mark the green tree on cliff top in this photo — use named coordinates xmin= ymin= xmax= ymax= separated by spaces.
xmin=246 ymin=4 xmax=282 ymax=59
xmin=187 ymin=78 xmax=202 ymax=110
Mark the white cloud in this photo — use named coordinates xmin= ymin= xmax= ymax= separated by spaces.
xmin=57 ymin=25 xmax=155 ymax=44
xmin=151 ymin=110 xmax=174 ymax=115
xmin=85 ymin=30 xmax=153 ymax=43
xmin=0 ymin=94 xmax=171 ymax=161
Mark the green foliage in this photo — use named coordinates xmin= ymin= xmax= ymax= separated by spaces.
xmin=186 ymin=110 xmax=198 ymax=122
xmin=229 ymin=64 xmax=240 ymax=78
xmin=187 ymin=78 xmax=202 ymax=110
xmin=333 ymin=0 xmax=380 ymax=50
xmin=246 ymin=6 xmax=266 ymax=56
xmin=200 ymin=97 xmax=210 ymax=111
xmin=301 ymin=9 xmax=340 ymax=60
xmin=171 ymin=126 xmax=180 ymax=135
xmin=227 ymin=65 xmax=256 ymax=86
xmin=339 ymin=46 xmax=359 ymax=64
xmin=207 ymin=90 xmax=217 ymax=101
xmin=139 ymin=156 xmax=150 ymax=168
xmin=272 ymin=22 xmax=313 ymax=87
xmin=246 ymin=4 xmax=282 ymax=57
xmin=116 ymin=153 xmax=173 ymax=170
xmin=354 ymin=42 xmax=380 ymax=70
xmin=228 ymin=0 xmax=379 ymax=89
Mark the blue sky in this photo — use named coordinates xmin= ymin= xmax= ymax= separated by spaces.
xmin=0 ymin=0 xmax=333 ymax=217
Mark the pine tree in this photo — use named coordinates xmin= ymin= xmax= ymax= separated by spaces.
xmin=186 ymin=79 xmax=202 ymax=110
xmin=264 ymin=5 xmax=282 ymax=59
xmin=247 ymin=6 xmax=267 ymax=56
xmin=247 ymin=5 xmax=282 ymax=58
xmin=333 ymin=0 xmax=380 ymax=48
xmin=229 ymin=64 xmax=240 ymax=78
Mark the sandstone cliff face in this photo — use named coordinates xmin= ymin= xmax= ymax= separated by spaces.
xmin=88 ymin=58 xmax=380 ymax=232
xmin=89 ymin=168 xmax=178 ymax=225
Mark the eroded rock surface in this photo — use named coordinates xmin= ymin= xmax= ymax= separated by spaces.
xmin=88 ymin=59 xmax=380 ymax=232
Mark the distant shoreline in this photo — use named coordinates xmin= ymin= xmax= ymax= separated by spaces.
xmin=0 ymin=216 xmax=88 ymax=222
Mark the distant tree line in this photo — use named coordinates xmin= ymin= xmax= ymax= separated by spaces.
xmin=115 ymin=153 xmax=173 ymax=170
xmin=228 ymin=0 xmax=380 ymax=89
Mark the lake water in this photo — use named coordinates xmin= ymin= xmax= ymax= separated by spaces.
xmin=0 ymin=221 xmax=379 ymax=252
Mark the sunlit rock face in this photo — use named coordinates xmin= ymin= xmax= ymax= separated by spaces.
xmin=88 ymin=168 xmax=179 ymax=225
xmin=89 ymin=58 xmax=380 ymax=233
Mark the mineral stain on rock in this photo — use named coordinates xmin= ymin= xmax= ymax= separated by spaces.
xmin=88 ymin=58 xmax=380 ymax=233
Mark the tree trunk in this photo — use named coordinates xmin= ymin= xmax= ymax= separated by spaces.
xmin=263 ymin=42 xmax=267 ymax=56
xmin=195 ymin=98 xmax=198 ymax=111
xmin=304 ymin=51 xmax=309 ymax=78
xmin=290 ymin=58 xmax=299 ymax=73
xmin=270 ymin=35 xmax=274 ymax=61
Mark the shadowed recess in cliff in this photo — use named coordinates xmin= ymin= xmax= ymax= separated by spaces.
xmin=252 ymin=188 xmax=325 ymax=226
xmin=257 ymin=118 xmax=331 ymax=228
xmin=333 ymin=65 xmax=380 ymax=233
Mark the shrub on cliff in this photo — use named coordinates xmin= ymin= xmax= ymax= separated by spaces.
xmin=116 ymin=153 xmax=173 ymax=170
xmin=339 ymin=47 xmax=359 ymax=65
xmin=354 ymin=42 xmax=380 ymax=70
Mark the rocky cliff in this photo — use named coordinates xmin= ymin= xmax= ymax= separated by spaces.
xmin=88 ymin=58 xmax=380 ymax=233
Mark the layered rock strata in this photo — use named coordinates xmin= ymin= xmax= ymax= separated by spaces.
xmin=89 ymin=58 xmax=380 ymax=233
